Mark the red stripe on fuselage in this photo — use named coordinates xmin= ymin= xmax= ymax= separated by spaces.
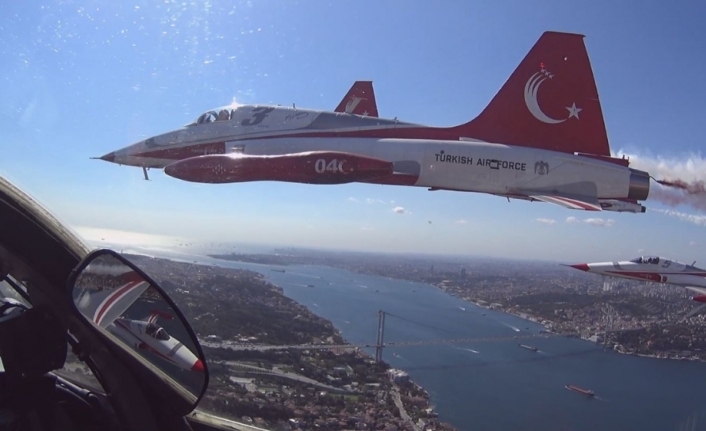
xmin=606 ymin=271 xmax=663 ymax=282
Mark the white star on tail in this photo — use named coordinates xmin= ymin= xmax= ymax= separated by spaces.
xmin=566 ymin=103 xmax=582 ymax=119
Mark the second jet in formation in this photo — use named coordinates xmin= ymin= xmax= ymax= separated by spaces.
xmin=569 ymin=256 xmax=706 ymax=303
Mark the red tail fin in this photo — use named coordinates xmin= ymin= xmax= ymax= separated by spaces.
xmin=457 ymin=32 xmax=610 ymax=156
xmin=334 ymin=81 xmax=379 ymax=117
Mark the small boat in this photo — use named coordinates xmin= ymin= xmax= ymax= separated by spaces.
xmin=307 ymin=284 xmax=315 ymax=288
xmin=518 ymin=344 xmax=538 ymax=352
xmin=565 ymin=385 xmax=595 ymax=397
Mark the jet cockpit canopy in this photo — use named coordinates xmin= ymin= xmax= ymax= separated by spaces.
xmin=146 ymin=322 xmax=170 ymax=341
xmin=630 ymin=256 xmax=660 ymax=265
xmin=190 ymin=105 xmax=241 ymax=126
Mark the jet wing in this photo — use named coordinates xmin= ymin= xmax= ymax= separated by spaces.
xmin=685 ymin=286 xmax=706 ymax=296
xmin=521 ymin=192 xmax=602 ymax=211
xmin=76 ymin=271 xmax=150 ymax=328
xmin=334 ymin=81 xmax=378 ymax=117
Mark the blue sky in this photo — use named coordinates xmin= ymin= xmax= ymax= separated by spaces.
xmin=1 ymin=1 xmax=706 ymax=263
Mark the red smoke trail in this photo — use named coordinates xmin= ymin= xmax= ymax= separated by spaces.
xmin=655 ymin=179 xmax=706 ymax=195
xmin=650 ymin=178 xmax=706 ymax=212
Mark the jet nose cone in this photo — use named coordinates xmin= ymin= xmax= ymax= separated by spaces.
xmin=191 ymin=359 xmax=205 ymax=372
xmin=95 ymin=151 xmax=116 ymax=163
xmin=570 ymin=263 xmax=590 ymax=272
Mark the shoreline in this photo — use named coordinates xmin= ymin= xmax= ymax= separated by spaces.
xmin=127 ymin=252 xmax=453 ymax=429
xmin=434 ymin=287 xmax=706 ymax=364
xmin=205 ymin=253 xmax=705 ymax=363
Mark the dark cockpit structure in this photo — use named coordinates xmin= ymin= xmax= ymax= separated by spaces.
xmin=193 ymin=108 xmax=235 ymax=125
xmin=630 ymin=256 xmax=660 ymax=265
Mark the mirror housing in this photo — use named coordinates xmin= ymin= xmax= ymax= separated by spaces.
xmin=66 ymin=249 xmax=209 ymax=415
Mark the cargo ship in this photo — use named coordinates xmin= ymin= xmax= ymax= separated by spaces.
xmin=270 ymin=269 xmax=286 ymax=273
xmin=565 ymin=385 xmax=595 ymax=397
xmin=518 ymin=344 xmax=538 ymax=352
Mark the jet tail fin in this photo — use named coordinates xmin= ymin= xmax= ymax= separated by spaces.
xmin=335 ymin=81 xmax=378 ymax=117
xmin=455 ymin=31 xmax=610 ymax=156
xmin=147 ymin=309 xmax=174 ymax=324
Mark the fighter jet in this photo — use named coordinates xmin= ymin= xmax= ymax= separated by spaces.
xmin=76 ymin=269 xmax=205 ymax=372
xmin=97 ymin=31 xmax=650 ymax=213
xmin=568 ymin=256 xmax=706 ymax=315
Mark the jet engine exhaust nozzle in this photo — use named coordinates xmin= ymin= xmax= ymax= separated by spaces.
xmin=628 ymin=168 xmax=650 ymax=201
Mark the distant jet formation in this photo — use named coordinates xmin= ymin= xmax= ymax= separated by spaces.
xmin=568 ymin=256 xmax=706 ymax=317
xmin=97 ymin=32 xmax=650 ymax=213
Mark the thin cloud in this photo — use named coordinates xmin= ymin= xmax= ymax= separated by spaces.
xmin=654 ymin=208 xmax=706 ymax=226
xmin=393 ymin=206 xmax=409 ymax=214
xmin=366 ymin=198 xmax=385 ymax=204
xmin=690 ymin=241 xmax=697 ymax=247
xmin=535 ymin=218 xmax=556 ymax=225
xmin=584 ymin=218 xmax=615 ymax=227
xmin=346 ymin=197 xmax=360 ymax=203
xmin=454 ymin=219 xmax=468 ymax=224
xmin=565 ymin=216 xmax=614 ymax=227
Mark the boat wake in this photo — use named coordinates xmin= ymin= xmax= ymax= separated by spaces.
xmin=452 ymin=346 xmax=479 ymax=354
xmin=287 ymin=272 xmax=319 ymax=279
xmin=500 ymin=322 xmax=521 ymax=332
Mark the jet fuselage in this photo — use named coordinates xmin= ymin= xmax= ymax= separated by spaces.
xmin=105 ymin=105 xmax=649 ymax=210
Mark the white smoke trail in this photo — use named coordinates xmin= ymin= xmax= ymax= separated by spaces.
xmin=653 ymin=209 xmax=706 ymax=227
xmin=615 ymin=151 xmax=706 ymax=212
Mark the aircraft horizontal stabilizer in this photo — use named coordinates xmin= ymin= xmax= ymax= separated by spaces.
xmin=598 ymin=199 xmax=646 ymax=213
xmin=523 ymin=193 xmax=602 ymax=211
xmin=683 ymin=303 xmax=706 ymax=319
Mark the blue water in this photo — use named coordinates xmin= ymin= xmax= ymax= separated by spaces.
xmin=138 ymin=250 xmax=706 ymax=431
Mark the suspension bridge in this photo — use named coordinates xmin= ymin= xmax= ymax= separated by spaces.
xmin=201 ymin=310 xmax=557 ymax=362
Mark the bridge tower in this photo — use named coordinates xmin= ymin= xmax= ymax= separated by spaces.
xmin=375 ymin=310 xmax=386 ymax=362
xmin=602 ymin=304 xmax=615 ymax=346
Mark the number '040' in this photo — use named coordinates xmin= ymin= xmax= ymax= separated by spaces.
xmin=315 ymin=159 xmax=346 ymax=173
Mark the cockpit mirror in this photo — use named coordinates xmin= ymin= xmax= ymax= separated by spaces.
xmin=67 ymin=249 xmax=208 ymax=411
